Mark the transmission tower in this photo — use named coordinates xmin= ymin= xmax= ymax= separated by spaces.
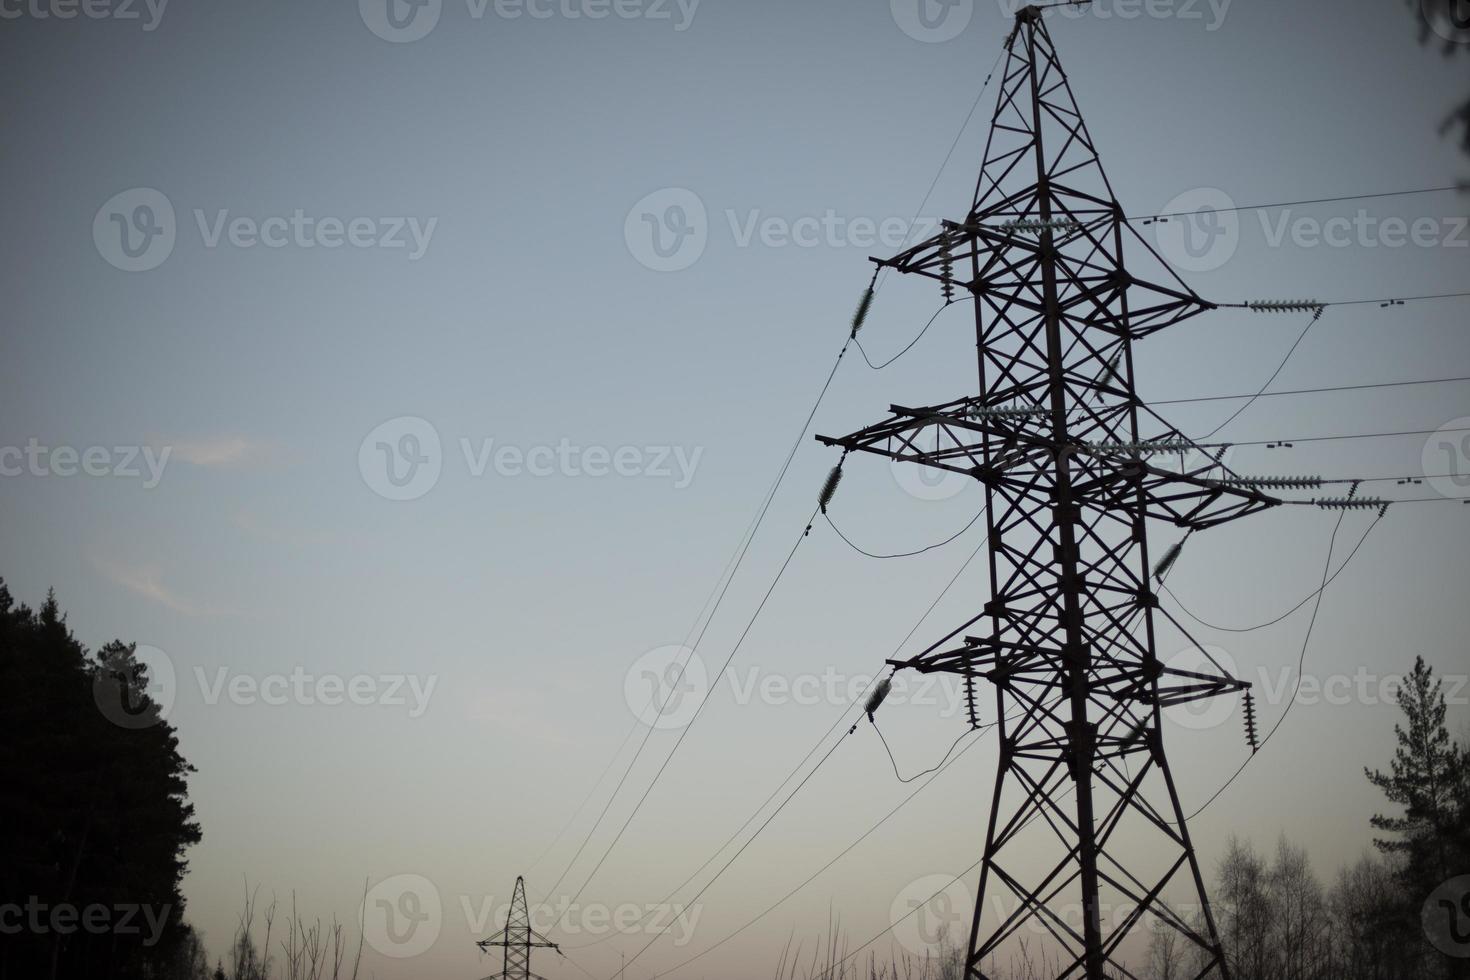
xmin=476 ymin=877 xmax=560 ymax=980
xmin=819 ymin=8 xmax=1287 ymax=978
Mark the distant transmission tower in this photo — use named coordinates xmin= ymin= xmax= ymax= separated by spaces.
xmin=819 ymin=7 xmax=1287 ymax=978
xmin=476 ymin=877 xmax=559 ymax=980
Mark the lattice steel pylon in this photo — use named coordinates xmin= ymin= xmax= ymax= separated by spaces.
xmin=476 ymin=877 xmax=559 ymax=980
xmin=818 ymin=7 xmax=1282 ymax=978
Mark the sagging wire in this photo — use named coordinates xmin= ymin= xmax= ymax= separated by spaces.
xmin=873 ymin=719 xmax=976 ymax=784
xmin=1196 ymin=305 xmax=1323 ymax=441
xmin=855 ymin=305 xmax=950 ymax=370
xmin=824 ymin=505 xmax=987 ymax=559
xmin=1183 ymin=506 xmax=1357 ymax=821
xmin=1162 ymin=506 xmax=1389 ymax=634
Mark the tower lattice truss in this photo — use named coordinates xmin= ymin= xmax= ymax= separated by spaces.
xmin=818 ymin=8 xmax=1281 ymax=978
xmin=477 ymin=877 xmax=559 ymax=980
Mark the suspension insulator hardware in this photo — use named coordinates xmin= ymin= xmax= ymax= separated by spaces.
xmin=1242 ymin=689 xmax=1260 ymax=753
xmin=818 ymin=461 xmax=845 ymax=513
xmin=1153 ymin=541 xmax=1183 ymax=582
xmin=940 ymin=244 xmax=956 ymax=304
xmin=965 ymin=674 xmax=981 ymax=730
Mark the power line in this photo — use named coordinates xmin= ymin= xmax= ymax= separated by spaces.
xmin=1321 ymin=291 xmax=1470 ymax=308
xmin=535 ymin=518 xmax=767 ymax=882
xmin=873 ymin=721 xmax=973 ymax=783
xmin=1341 ymin=472 xmax=1465 ymax=484
xmin=543 ymin=42 xmax=1009 ymax=893
xmin=542 ymin=321 xmax=860 ymax=903
xmin=824 ymin=506 xmax=986 ymax=559
xmin=614 ymin=723 xmax=867 ymax=978
xmin=1179 ymin=509 xmax=1388 ymax=822
xmin=526 ymin=723 xmax=640 ymax=878
xmin=1195 ymin=425 xmax=1470 ymax=448
xmin=877 ymin=43 xmax=1009 ymax=292
xmin=555 ymin=506 xmax=820 ymax=928
xmin=855 ymin=305 xmax=950 ymax=369
xmin=1160 ymin=507 xmax=1383 ymax=634
xmin=639 ymin=729 xmax=990 ymax=980
xmin=566 ymin=539 xmax=989 ymax=952
xmin=1192 ymin=309 xmax=1320 ymax=440
xmin=1125 ymin=184 xmax=1464 ymax=223
xmin=803 ymin=852 xmax=988 ymax=980
xmin=1218 ymin=290 xmax=1470 ymax=311
xmin=1153 ymin=375 xmax=1470 ymax=407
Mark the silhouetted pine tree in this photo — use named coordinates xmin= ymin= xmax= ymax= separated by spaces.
xmin=0 ymin=578 xmax=203 ymax=980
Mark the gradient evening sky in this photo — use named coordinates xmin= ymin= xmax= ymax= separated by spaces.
xmin=2 ymin=0 xmax=1468 ymax=976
